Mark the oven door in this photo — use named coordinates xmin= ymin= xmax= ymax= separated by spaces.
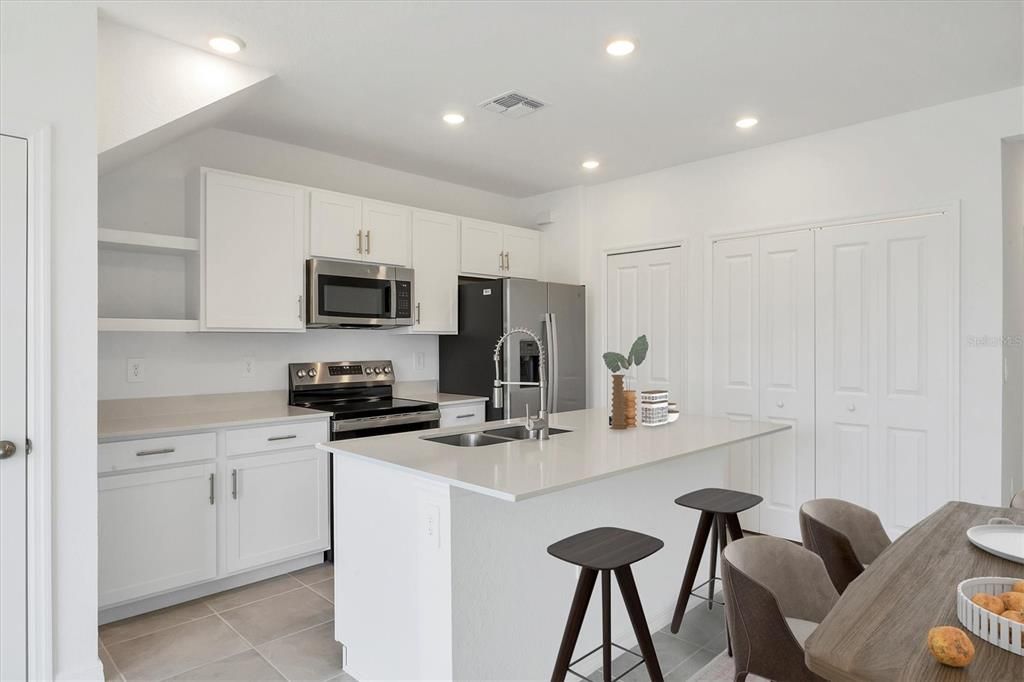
xmin=306 ymin=259 xmax=413 ymax=328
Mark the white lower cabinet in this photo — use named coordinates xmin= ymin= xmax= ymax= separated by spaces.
xmin=224 ymin=448 xmax=330 ymax=573
xmin=99 ymin=463 xmax=217 ymax=607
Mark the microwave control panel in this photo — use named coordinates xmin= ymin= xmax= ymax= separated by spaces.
xmin=395 ymin=280 xmax=412 ymax=318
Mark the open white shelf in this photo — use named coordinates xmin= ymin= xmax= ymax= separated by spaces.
xmin=99 ymin=318 xmax=200 ymax=333
xmin=99 ymin=228 xmax=199 ymax=255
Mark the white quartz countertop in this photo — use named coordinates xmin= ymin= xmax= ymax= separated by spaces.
xmin=394 ymin=390 xmax=488 ymax=406
xmin=98 ymin=390 xmax=328 ymax=440
xmin=320 ymin=408 xmax=789 ymax=501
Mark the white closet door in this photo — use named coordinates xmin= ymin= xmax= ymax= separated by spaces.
xmin=756 ymin=231 xmax=815 ymax=539
xmin=815 ymin=214 xmax=953 ymax=535
xmin=606 ymin=247 xmax=683 ymax=402
xmin=711 ymin=237 xmax=760 ymax=531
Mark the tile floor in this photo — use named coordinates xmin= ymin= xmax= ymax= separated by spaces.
xmin=99 ymin=563 xmax=727 ymax=681
xmin=99 ymin=562 xmax=353 ymax=682
xmin=587 ymin=595 xmax=729 ymax=682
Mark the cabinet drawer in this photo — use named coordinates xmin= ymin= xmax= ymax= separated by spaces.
xmin=225 ymin=420 xmax=328 ymax=456
xmin=439 ymin=402 xmax=486 ymax=428
xmin=99 ymin=432 xmax=216 ymax=473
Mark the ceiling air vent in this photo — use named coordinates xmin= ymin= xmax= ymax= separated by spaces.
xmin=478 ymin=90 xmax=546 ymax=119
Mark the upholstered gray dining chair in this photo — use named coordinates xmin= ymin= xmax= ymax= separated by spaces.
xmin=722 ymin=537 xmax=839 ymax=682
xmin=1011 ymin=489 xmax=1024 ymax=509
xmin=799 ymin=498 xmax=891 ymax=594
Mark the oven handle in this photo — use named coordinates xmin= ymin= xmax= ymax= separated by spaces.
xmin=331 ymin=409 xmax=441 ymax=433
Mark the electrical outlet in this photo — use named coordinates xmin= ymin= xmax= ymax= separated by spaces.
xmin=126 ymin=358 xmax=145 ymax=383
xmin=242 ymin=357 xmax=256 ymax=377
xmin=415 ymin=352 xmax=426 ymax=370
xmin=423 ymin=503 xmax=440 ymax=549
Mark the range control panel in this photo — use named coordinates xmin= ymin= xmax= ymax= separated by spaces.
xmin=288 ymin=360 xmax=394 ymax=387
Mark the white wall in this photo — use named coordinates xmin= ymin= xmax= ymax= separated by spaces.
xmin=1004 ymin=138 xmax=1024 ymax=502
xmin=98 ymin=127 xmax=533 ymax=399
xmin=529 ymin=87 xmax=1024 ymax=507
xmin=0 ymin=2 xmax=99 ymax=679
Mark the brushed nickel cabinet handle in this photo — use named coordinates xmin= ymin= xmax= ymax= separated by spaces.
xmin=231 ymin=469 xmax=238 ymax=499
xmin=365 ymin=230 xmax=371 ymax=254
xmin=504 ymin=252 xmax=510 ymax=271
xmin=416 ymin=302 xmax=421 ymax=324
xmin=298 ymin=295 xmax=303 ymax=320
xmin=455 ymin=413 xmax=476 ymax=419
xmin=499 ymin=252 xmax=504 ymax=271
xmin=209 ymin=473 xmax=215 ymax=505
xmin=357 ymin=229 xmax=363 ymax=254
xmin=267 ymin=434 xmax=297 ymax=442
xmin=136 ymin=447 xmax=175 ymax=457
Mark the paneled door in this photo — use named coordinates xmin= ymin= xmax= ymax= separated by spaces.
xmin=606 ymin=247 xmax=683 ymax=405
xmin=711 ymin=232 xmax=814 ymax=538
xmin=0 ymin=134 xmax=28 ymax=680
xmin=815 ymin=214 xmax=954 ymax=536
xmin=756 ymin=232 xmax=815 ymax=538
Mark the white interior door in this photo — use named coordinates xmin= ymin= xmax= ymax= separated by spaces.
xmin=0 ymin=134 xmax=28 ymax=680
xmin=756 ymin=231 xmax=815 ymax=539
xmin=711 ymin=237 xmax=760 ymax=531
xmin=606 ymin=247 xmax=683 ymax=404
xmin=815 ymin=214 xmax=954 ymax=536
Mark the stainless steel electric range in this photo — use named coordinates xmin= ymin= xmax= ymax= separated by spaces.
xmin=288 ymin=360 xmax=440 ymax=440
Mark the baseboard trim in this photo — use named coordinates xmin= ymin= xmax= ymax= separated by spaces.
xmin=55 ymin=656 xmax=104 ymax=682
xmin=99 ymin=553 xmax=324 ymax=624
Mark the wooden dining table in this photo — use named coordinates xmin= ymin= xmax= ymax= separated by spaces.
xmin=804 ymin=502 xmax=1024 ymax=681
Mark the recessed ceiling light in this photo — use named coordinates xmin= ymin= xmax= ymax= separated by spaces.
xmin=606 ymin=40 xmax=635 ymax=57
xmin=581 ymin=159 xmax=600 ymax=170
xmin=443 ymin=113 xmax=465 ymax=125
xmin=209 ymin=35 xmax=245 ymax=54
xmin=735 ymin=117 xmax=759 ymax=129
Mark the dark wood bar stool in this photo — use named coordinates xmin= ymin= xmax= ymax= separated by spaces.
xmin=669 ymin=488 xmax=762 ymax=641
xmin=548 ymin=527 xmax=665 ymax=682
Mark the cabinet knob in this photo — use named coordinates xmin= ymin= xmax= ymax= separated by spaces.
xmin=0 ymin=440 xmax=16 ymax=460
xmin=776 ymin=401 xmax=784 ymax=408
xmin=847 ymin=403 xmax=856 ymax=412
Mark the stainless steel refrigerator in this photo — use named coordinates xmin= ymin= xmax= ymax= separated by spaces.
xmin=439 ymin=278 xmax=586 ymax=421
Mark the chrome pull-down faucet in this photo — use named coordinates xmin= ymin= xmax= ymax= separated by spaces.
xmin=492 ymin=327 xmax=549 ymax=440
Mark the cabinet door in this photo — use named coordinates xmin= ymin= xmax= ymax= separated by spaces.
xmin=204 ymin=171 xmax=305 ymax=331
xmin=99 ymin=464 xmax=217 ymax=607
xmin=503 ymin=225 xmax=540 ymax=280
xmin=411 ymin=210 xmax=459 ymax=333
xmin=460 ymin=218 xmax=504 ymax=276
xmin=362 ymin=199 xmax=411 ymax=267
xmin=224 ymin=448 xmax=330 ymax=573
xmin=310 ymin=189 xmax=363 ymax=261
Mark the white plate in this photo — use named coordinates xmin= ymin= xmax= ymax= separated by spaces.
xmin=966 ymin=524 xmax=1024 ymax=564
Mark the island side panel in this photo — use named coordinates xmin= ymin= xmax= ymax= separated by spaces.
xmin=333 ymin=453 xmax=454 ymax=680
xmin=450 ymin=448 xmax=728 ymax=680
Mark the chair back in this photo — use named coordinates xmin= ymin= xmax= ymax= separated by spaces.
xmin=800 ymin=498 xmax=891 ymax=593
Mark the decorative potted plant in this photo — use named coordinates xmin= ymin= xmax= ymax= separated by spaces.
xmin=603 ymin=335 xmax=648 ymax=429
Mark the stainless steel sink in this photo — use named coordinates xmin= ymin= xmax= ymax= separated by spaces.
xmin=483 ymin=426 xmax=572 ymax=440
xmin=421 ymin=432 xmax=511 ymax=447
xmin=421 ymin=426 xmax=572 ymax=447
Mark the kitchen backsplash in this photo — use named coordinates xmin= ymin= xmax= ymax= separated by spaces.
xmin=98 ymin=330 xmax=438 ymax=400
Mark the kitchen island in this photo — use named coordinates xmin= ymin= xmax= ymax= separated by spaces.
xmin=321 ymin=408 xmax=788 ymax=680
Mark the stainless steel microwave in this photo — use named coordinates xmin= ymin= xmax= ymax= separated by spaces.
xmin=306 ymin=258 xmax=414 ymax=329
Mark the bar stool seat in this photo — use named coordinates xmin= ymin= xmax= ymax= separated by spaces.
xmin=549 ymin=527 xmax=665 ymax=682
xmin=669 ymin=488 xmax=763 ymax=649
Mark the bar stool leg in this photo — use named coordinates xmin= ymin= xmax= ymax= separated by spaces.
xmin=707 ymin=515 xmax=719 ymax=610
xmin=725 ymin=513 xmax=743 ymax=542
xmin=615 ymin=565 xmax=664 ymax=682
xmin=716 ymin=515 xmax=733 ymax=658
xmin=670 ymin=510 xmax=714 ymax=633
xmin=551 ymin=567 xmax=597 ymax=682
xmin=602 ymin=570 xmax=611 ymax=682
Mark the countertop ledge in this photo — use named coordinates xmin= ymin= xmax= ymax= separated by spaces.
xmin=98 ymin=390 xmax=328 ymax=440
xmin=320 ymin=408 xmax=790 ymax=501
xmin=395 ymin=391 xmax=488 ymax=406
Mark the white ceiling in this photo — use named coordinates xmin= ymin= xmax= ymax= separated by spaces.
xmin=98 ymin=1 xmax=1023 ymax=197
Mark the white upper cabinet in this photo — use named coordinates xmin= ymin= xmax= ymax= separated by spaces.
xmin=503 ymin=225 xmax=540 ymax=279
xmin=309 ymin=190 xmax=411 ymax=267
xmin=460 ymin=218 xmax=540 ymax=279
xmin=362 ymin=199 xmax=412 ymax=267
xmin=460 ymin=218 xmax=505 ymax=276
xmin=309 ymin=189 xmax=363 ymax=261
xmin=410 ymin=210 xmax=459 ymax=334
xmin=202 ymin=170 xmax=305 ymax=332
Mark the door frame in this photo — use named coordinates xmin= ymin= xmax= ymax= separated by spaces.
xmin=3 ymin=122 xmax=54 ymax=680
xmin=702 ymin=202 xmax=962 ymax=501
xmin=601 ymin=238 xmax=688 ymax=411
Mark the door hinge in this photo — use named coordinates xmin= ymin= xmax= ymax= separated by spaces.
xmin=25 ymin=438 xmax=32 ymax=455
